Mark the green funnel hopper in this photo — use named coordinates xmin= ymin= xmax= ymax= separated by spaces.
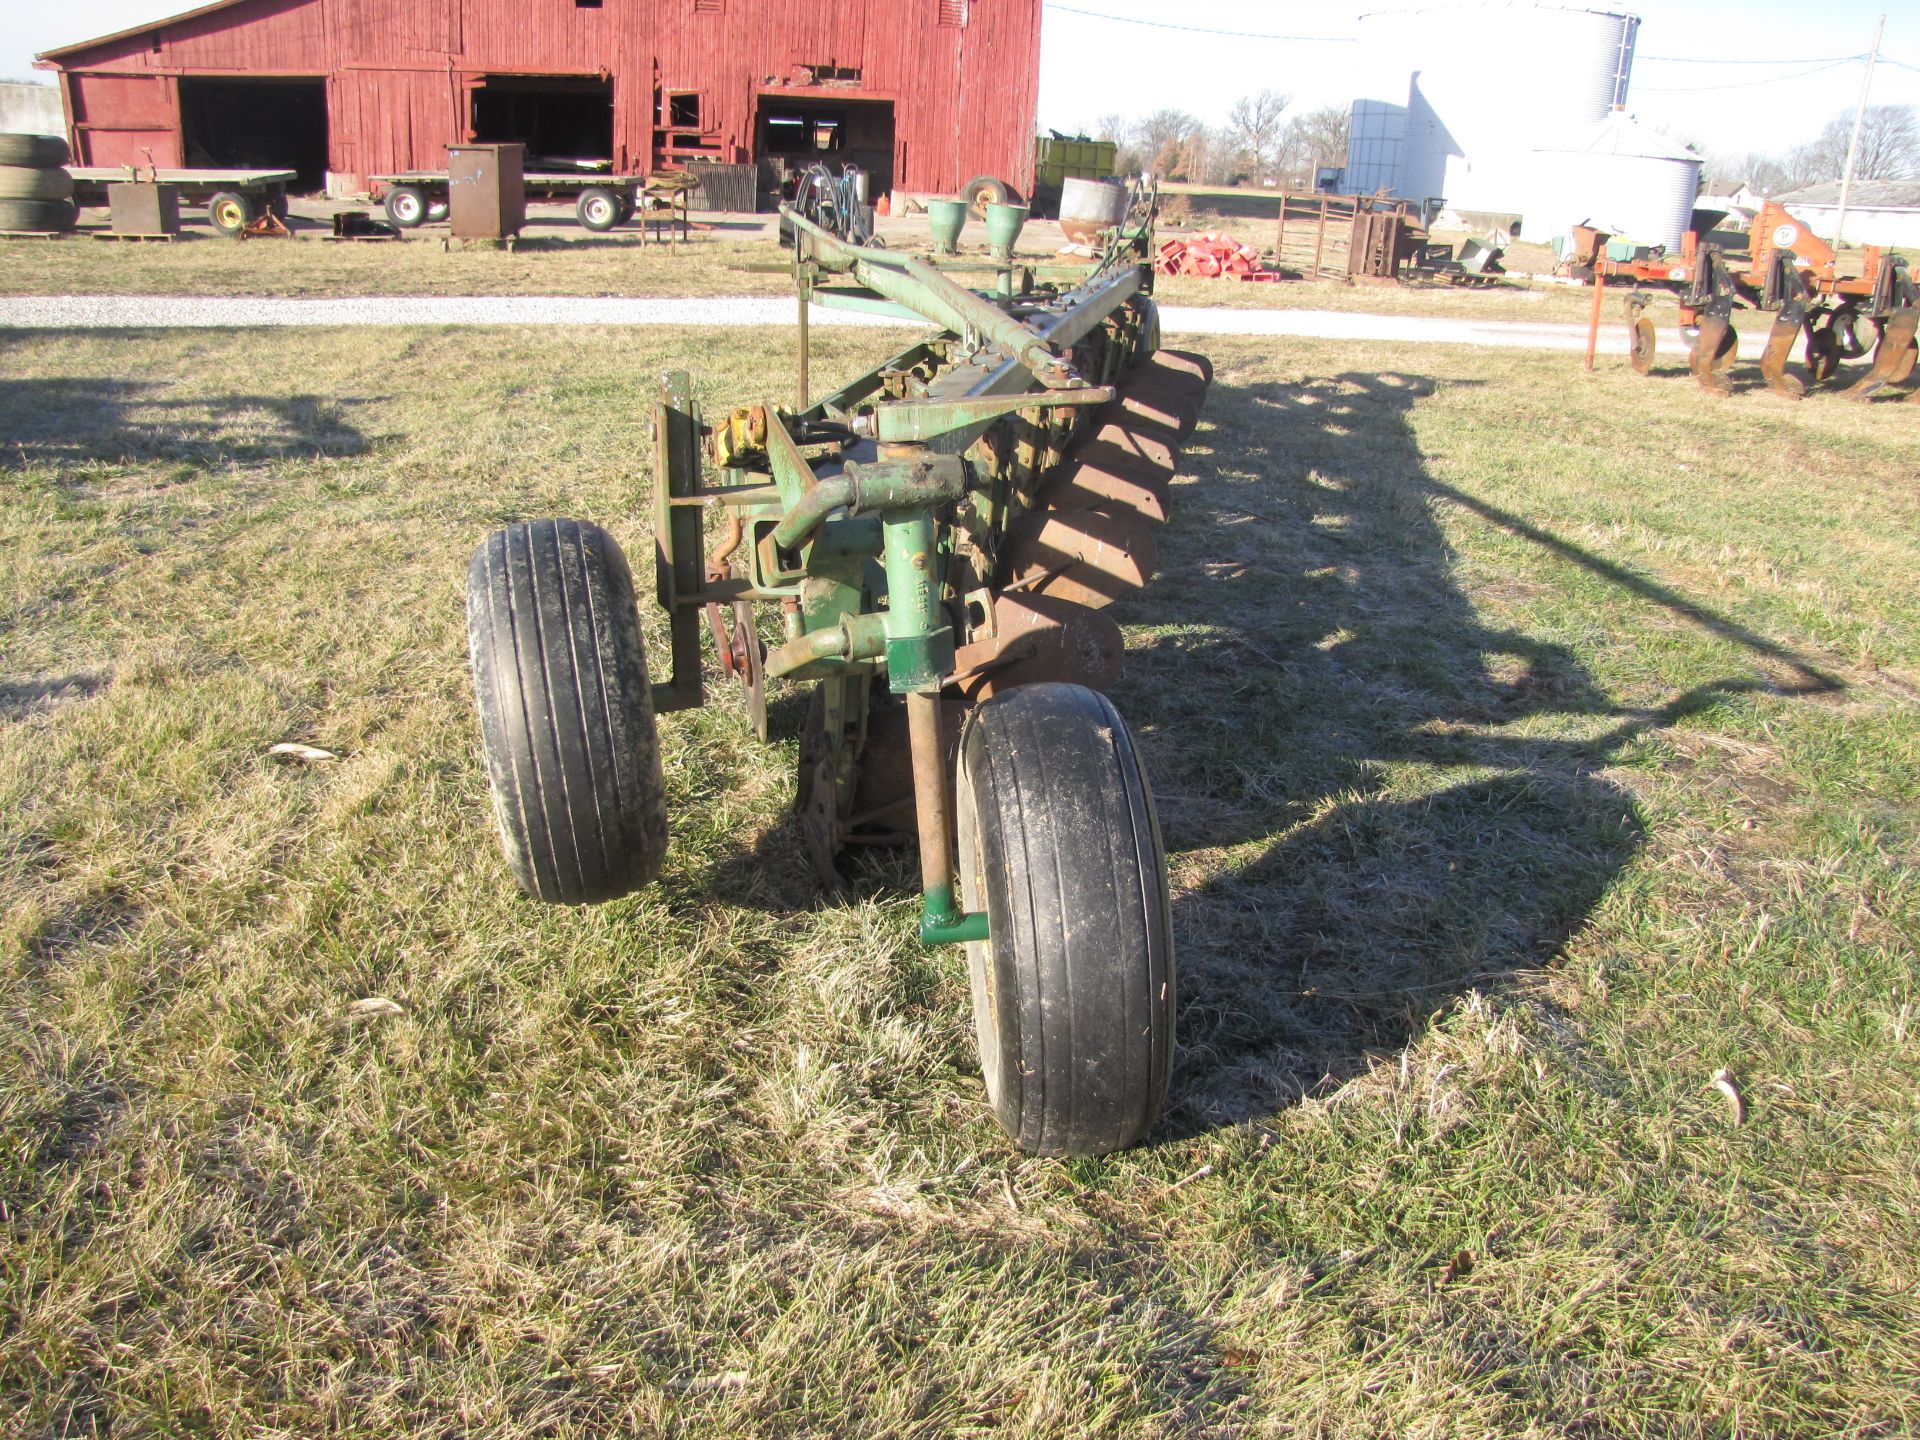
xmin=926 ymin=198 xmax=967 ymax=254
xmin=985 ymin=202 xmax=1029 ymax=258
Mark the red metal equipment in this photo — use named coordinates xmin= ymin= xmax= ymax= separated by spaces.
xmin=1152 ymin=231 xmax=1277 ymax=281
xmin=1577 ymin=202 xmax=1918 ymax=401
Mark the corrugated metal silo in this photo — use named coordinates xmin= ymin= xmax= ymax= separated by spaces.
xmin=1345 ymin=99 xmax=1407 ymax=195
xmin=1360 ymin=1 xmax=1638 ymax=215
xmin=1524 ymin=111 xmax=1700 ymax=249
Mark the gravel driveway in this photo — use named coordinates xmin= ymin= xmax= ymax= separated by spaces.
xmin=0 ymin=293 xmax=1771 ymax=358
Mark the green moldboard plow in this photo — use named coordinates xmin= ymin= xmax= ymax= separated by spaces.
xmin=464 ymin=185 xmax=1213 ymax=1155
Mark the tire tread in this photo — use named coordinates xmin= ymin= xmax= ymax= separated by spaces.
xmin=466 ymin=519 xmax=666 ymax=904
xmin=961 ymin=682 xmax=1173 ymax=1155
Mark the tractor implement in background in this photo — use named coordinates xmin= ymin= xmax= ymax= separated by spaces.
xmin=461 ymin=179 xmax=1210 ymax=1157
xmin=1579 ymin=202 xmax=1918 ymax=402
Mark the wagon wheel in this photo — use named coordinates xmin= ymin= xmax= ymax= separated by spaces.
xmin=962 ymin=174 xmax=1013 ymax=219
xmin=956 ymin=682 xmax=1174 ymax=1157
xmin=207 ymin=190 xmax=254 ymax=237
xmin=577 ymin=187 xmax=623 ymax=233
xmin=384 ymin=185 xmax=429 ymax=229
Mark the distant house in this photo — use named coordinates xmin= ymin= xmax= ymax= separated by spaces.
xmin=1772 ymin=180 xmax=1920 ymax=248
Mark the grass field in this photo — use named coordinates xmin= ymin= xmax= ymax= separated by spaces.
xmin=3 ymin=322 xmax=1919 ymax=1436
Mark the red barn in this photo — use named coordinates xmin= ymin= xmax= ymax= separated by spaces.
xmin=34 ymin=0 xmax=1040 ymax=204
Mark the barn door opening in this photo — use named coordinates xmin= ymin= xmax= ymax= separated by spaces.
xmin=753 ymin=96 xmax=894 ymax=205
xmin=470 ymin=76 xmax=613 ymax=170
xmin=179 ymin=77 xmax=328 ymax=191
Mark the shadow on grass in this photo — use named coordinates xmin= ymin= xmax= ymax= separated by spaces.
xmin=1115 ymin=369 xmax=1843 ymax=1135
xmin=0 ymin=374 xmax=375 ymax=470
xmin=680 ymin=364 xmax=1847 ymax=1140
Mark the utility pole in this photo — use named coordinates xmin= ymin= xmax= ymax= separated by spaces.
xmin=1834 ymin=12 xmax=1885 ymax=247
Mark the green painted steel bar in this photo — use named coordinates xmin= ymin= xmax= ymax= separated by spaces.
xmin=879 ymin=508 xmax=952 ymax=695
xmin=806 ymin=289 xmax=932 ymax=323
xmin=919 ymin=887 xmax=990 ymax=945
xmin=770 ymin=453 xmax=968 ymax=552
xmin=785 ymin=208 xmax=1080 ymax=389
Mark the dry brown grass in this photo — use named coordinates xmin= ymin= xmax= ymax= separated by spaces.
xmin=2 ymin=323 xmax=1917 ymax=1436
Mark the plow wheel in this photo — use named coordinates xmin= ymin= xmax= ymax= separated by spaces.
xmin=1688 ymin=316 xmax=1737 ymax=397
xmin=1845 ymin=310 xmax=1919 ymax=400
xmin=1830 ymin=305 xmax=1873 ymax=358
xmin=706 ymin=598 xmax=767 ymax=740
xmin=465 ymin=520 xmax=667 ymax=905
xmin=957 ymin=682 xmax=1173 ymax=1156
xmin=1758 ymin=315 xmax=1805 ymax=399
xmin=1628 ymin=313 xmax=1657 ymax=375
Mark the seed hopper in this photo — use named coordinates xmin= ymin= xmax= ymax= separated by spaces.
xmin=1580 ymin=202 xmax=1918 ymax=400
xmin=463 ymin=182 xmax=1211 ymax=1156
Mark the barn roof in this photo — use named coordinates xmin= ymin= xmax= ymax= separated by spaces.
xmin=1774 ymin=179 xmax=1920 ymax=212
xmin=36 ymin=0 xmax=275 ymax=63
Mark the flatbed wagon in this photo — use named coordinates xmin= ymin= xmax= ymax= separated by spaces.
xmin=69 ymin=168 xmax=295 ymax=235
xmin=368 ymin=170 xmax=650 ymax=233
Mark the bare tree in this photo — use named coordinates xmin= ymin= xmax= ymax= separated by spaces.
xmin=1092 ymin=112 xmax=1138 ymax=172
xmin=1275 ymin=104 xmax=1350 ymax=185
xmin=1225 ymin=89 xmax=1290 ymax=181
xmin=1704 ymin=150 xmax=1790 ymax=196
xmin=1787 ymin=104 xmax=1919 ymax=186
xmin=1132 ymin=109 xmax=1206 ymax=182
xmin=1850 ymin=104 xmax=1920 ymax=181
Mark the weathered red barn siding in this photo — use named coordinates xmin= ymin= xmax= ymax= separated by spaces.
xmin=39 ymin=0 xmax=1040 ymax=199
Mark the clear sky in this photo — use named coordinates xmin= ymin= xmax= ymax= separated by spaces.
xmin=5 ymin=0 xmax=1919 ymax=161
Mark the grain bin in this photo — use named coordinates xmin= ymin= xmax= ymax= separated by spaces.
xmin=1359 ymin=2 xmax=1638 ymax=217
xmin=1524 ymin=110 xmax=1700 ymax=250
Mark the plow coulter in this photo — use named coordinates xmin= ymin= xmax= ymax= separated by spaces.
xmin=1589 ymin=203 xmax=1918 ymax=402
xmin=463 ymin=186 xmax=1211 ymax=1156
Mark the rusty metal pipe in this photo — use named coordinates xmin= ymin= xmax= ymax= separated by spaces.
xmin=908 ymin=691 xmax=985 ymax=944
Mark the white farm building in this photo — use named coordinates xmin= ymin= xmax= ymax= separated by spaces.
xmin=1771 ymin=181 xmax=1920 ymax=249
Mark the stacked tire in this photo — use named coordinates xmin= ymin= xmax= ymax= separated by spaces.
xmin=0 ymin=133 xmax=76 ymax=235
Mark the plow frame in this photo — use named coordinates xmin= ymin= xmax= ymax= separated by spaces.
xmin=650 ymin=194 xmax=1165 ymax=943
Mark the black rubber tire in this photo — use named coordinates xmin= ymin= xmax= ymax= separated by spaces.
xmin=267 ymin=184 xmax=290 ymax=219
xmin=577 ymin=187 xmax=621 ymax=232
xmin=0 ymin=198 xmax=76 ymax=233
xmin=465 ymin=519 xmax=668 ymax=905
xmin=615 ymin=194 xmax=637 ymax=225
xmin=963 ymin=174 xmax=1013 ymax=219
xmin=384 ymin=184 xmax=429 ymax=228
xmin=426 ymin=198 xmax=450 ymax=222
xmin=956 ymin=682 xmax=1175 ymax=1156
xmin=207 ymin=189 xmax=253 ymax=235
xmin=0 ymin=165 xmax=73 ymax=202
xmin=0 ymin=134 xmax=69 ymax=168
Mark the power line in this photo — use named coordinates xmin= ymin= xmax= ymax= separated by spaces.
xmin=1638 ymin=57 xmax=1863 ymax=92
xmin=1041 ymin=3 xmax=1358 ymax=42
xmin=1638 ymin=53 xmax=1864 ymax=64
